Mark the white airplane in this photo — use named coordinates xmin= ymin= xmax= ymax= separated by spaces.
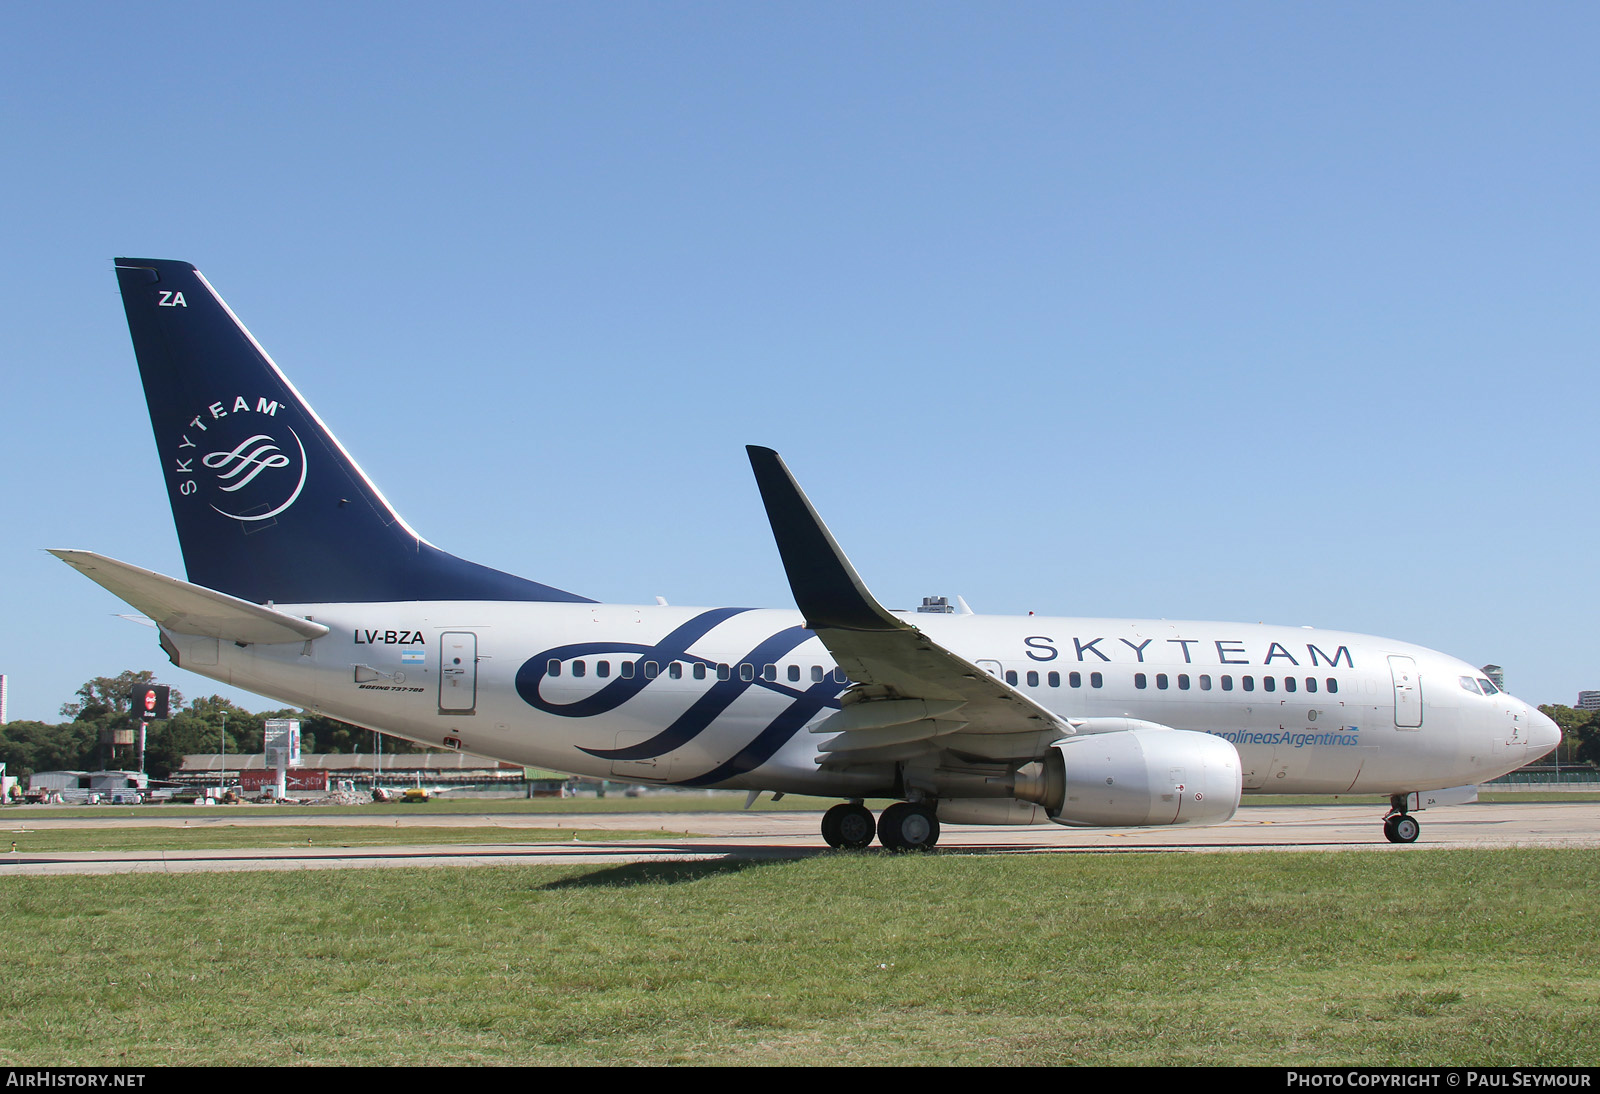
xmin=55 ymin=258 xmax=1560 ymax=850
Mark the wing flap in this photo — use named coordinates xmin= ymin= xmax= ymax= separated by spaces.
xmin=809 ymin=698 xmax=967 ymax=734
xmin=818 ymin=719 xmax=969 ymax=753
xmin=51 ymin=549 xmax=330 ymax=645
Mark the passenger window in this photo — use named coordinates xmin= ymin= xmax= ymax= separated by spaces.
xmin=547 ymin=659 xmax=561 ymax=677
xmin=1026 ymin=670 xmax=1039 ymax=687
xmin=1263 ymin=676 xmax=1276 ymax=692
xmin=621 ymin=661 xmax=635 ymax=680
xmin=1005 ymin=670 xmax=1018 ymax=685
xmin=1242 ymin=676 xmax=1254 ymax=692
xmin=1048 ymin=671 xmax=1060 ymax=687
xmin=668 ymin=662 xmax=683 ymax=679
xmin=812 ymin=666 xmax=824 ymax=682
xmin=740 ymin=663 xmax=754 ymax=681
xmin=1199 ymin=675 xmax=1212 ymax=691
xmin=1090 ymin=672 xmax=1103 ymax=688
xmin=832 ymin=668 xmax=848 ymax=683
xmin=645 ymin=661 xmax=659 ymax=679
xmin=597 ymin=661 xmax=610 ymax=678
xmin=1135 ymin=673 xmax=1147 ymax=689
xmin=1221 ymin=675 xmax=1233 ymax=691
xmin=1156 ymin=674 xmax=1169 ymax=690
xmin=1326 ymin=678 xmax=1338 ymax=694
xmin=788 ymin=665 xmax=800 ymax=682
xmin=693 ymin=663 xmax=706 ymax=680
xmin=573 ymin=660 xmax=586 ymax=678
xmin=763 ymin=664 xmax=777 ymax=681
xmin=1284 ymin=676 xmax=1296 ymax=693
xmin=1070 ymin=672 xmax=1082 ymax=688
xmin=1305 ymin=677 xmax=1317 ymax=693
xmin=1178 ymin=674 xmax=1190 ymax=690
xmin=717 ymin=663 xmax=730 ymax=681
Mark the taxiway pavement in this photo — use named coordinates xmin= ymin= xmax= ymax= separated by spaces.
xmin=1 ymin=801 xmax=1595 ymax=875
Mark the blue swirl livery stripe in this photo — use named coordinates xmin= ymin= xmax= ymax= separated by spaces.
xmin=584 ymin=624 xmax=829 ymax=760
xmin=515 ymin=607 xmax=751 ymax=721
xmin=514 ymin=609 xmax=847 ymax=773
xmin=675 ymin=678 xmax=844 ymax=786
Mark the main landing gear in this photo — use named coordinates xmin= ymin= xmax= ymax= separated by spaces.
xmin=820 ymin=802 xmax=877 ymax=849
xmin=820 ymin=801 xmax=941 ymax=852
xmin=1382 ymin=796 xmax=1421 ymax=844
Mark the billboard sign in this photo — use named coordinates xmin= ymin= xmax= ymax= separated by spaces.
xmin=241 ymin=769 xmax=327 ymax=792
xmin=263 ymin=719 xmax=301 ymax=766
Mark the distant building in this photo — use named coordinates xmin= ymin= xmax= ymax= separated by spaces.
xmin=178 ymin=750 xmax=534 ymax=786
xmin=27 ymin=770 xmax=90 ymax=793
xmin=1481 ymin=665 xmax=1505 ymax=692
xmin=0 ymin=673 xmax=7 ymax=723
xmin=1577 ymin=691 xmax=1600 ymax=712
xmin=176 ymin=751 xmax=571 ymax=797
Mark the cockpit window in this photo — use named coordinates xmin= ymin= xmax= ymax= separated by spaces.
xmin=1459 ymin=676 xmax=1482 ymax=695
xmin=1478 ymin=677 xmax=1500 ymax=695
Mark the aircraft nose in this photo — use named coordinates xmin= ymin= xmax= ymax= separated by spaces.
xmin=1527 ymin=706 xmax=1561 ymax=761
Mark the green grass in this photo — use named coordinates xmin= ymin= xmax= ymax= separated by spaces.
xmin=0 ymin=850 xmax=1595 ymax=1065
xmin=0 ymin=826 xmax=686 ymax=853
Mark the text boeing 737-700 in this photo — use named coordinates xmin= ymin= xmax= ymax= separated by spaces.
xmin=53 ymin=258 xmax=1560 ymax=849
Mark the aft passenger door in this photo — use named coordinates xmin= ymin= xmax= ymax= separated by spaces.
xmin=439 ymin=631 xmax=478 ymax=715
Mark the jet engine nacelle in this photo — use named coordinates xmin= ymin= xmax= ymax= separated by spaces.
xmin=1013 ymin=727 xmax=1242 ymax=828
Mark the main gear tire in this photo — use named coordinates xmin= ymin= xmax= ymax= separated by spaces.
xmin=821 ymin=803 xmax=877 ymax=849
xmin=878 ymin=802 xmax=940 ymax=852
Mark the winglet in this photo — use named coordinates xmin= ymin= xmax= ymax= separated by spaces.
xmin=745 ymin=446 xmax=903 ymax=632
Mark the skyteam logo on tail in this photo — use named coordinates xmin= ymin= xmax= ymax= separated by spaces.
xmin=171 ymin=394 xmax=308 ymax=522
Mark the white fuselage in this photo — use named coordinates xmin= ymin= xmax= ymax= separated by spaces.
xmin=160 ymin=601 xmax=1553 ymax=799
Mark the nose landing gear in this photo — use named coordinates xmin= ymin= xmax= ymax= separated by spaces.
xmin=1383 ymin=798 xmax=1420 ymax=844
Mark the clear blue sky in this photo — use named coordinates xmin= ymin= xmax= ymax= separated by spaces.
xmin=2 ymin=2 xmax=1596 ymax=722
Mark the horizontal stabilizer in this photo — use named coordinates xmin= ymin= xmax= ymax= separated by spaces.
xmin=50 ymin=549 xmax=330 ymax=645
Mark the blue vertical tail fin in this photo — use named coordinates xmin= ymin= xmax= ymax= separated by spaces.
xmin=114 ymin=258 xmax=591 ymax=605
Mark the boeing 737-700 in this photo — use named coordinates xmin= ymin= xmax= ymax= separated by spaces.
xmin=53 ymin=258 xmax=1561 ymax=849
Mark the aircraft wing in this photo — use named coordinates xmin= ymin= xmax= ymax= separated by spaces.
xmin=746 ymin=447 xmax=1072 ymax=765
xmin=51 ymin=549 xmax=330 ymax=645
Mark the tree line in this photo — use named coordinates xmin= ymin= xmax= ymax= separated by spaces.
xmin=1536 ymin=705 xmax=1600 ymax=767
xmin=0 ymin=669 xmax=432 ymax=780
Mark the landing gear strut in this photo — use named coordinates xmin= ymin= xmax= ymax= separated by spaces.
xmin=1383 ymin=797 xmax=1420 ymax=844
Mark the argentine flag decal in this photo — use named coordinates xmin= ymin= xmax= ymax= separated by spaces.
xmin=401 ymin=649 xmax=425 ymax=666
